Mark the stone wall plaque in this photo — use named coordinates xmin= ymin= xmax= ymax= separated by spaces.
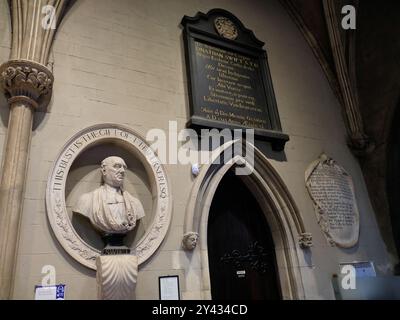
xmin=181 ymin=9 xmax=289 ymax=151
xmin=305 ymin=154 xmax=360 ymax=247
xmin=46 ymin=124 xmax=172 ymax=270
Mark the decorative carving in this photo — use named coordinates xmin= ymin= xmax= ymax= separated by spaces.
xmin=96 ymin=255 xmax=138 ymax=300
xmin=214 ymin=17 xmax=238 ymax=40
xmin=136 ymin=204 xmax=166 ymax=258
xmin=220 ymin=242 xmax=270 ymax=273
xmin=46 ymin=124 xmax=172 ymax=270
xmin=0 ymin=60 xmax=53 ymax=109
xmin=298 ymin=233 xmax=313 ymax=248
xmin=182 ymin=232 xmax=199 ymax=250
xmin=54 ymin=195 xmax=96 ymax=261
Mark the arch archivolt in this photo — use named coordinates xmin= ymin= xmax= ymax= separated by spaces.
xmin=182 ymin=140 xmax=312 ymax=300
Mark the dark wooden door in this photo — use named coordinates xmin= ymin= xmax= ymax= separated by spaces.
xmin=208 ymin=170 xmax=281 ymax=300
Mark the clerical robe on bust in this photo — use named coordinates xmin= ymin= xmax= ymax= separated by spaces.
xmin=73 ymin=156 xmax=145 ymax=235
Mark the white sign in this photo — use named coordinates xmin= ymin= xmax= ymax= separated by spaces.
xmin=236 ymin=270 xmax=246 ymax=278
xmin=35 ymin=285 xmax=65 ymax=300
xmin=159 ymin=276 xmax=180 ymax=300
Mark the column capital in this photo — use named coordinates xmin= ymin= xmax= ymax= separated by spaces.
xmin=0 ymin=60 xmax=54 ymax=110
xmin=348 ymin=132 xmax=376 ymax=157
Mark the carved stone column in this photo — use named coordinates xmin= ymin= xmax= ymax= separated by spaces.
xmin=281 ymin=0 xmax=374 ymax=157
xmin=0 ymin=60 xmax=53 ymax=299
xmin=0 ymin=0 xmax=71 ymax=299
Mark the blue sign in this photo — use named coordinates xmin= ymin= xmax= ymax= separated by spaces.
xmin=56 ymin=284 xmax=65 ymax=300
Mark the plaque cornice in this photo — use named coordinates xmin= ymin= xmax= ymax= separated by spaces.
xmin=181 ymin=8 xmax=265 ymax=48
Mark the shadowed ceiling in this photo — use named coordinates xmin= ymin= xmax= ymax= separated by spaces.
xmin=281 ymin=0 xmax=400 ymax=272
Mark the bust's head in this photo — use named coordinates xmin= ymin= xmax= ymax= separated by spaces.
xmin=101 ymin=156 xmax=127 ymax=188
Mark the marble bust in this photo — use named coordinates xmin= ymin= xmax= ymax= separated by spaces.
xmin=73 ymin=156 xmax=145 ymax=235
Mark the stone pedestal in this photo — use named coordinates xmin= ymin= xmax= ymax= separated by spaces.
xmin=96 ymin=255 xmax=138 ymax=300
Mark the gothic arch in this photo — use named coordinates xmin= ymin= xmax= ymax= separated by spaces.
xmin=183 ymin=140 xmax=311 ymax=299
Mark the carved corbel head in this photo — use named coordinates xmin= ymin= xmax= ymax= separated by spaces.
xmin=182 ymin=232 xmax=199 ymax=250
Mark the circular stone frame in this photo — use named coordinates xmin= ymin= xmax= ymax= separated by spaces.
xmin=46 ymin=123 xmax=172 ymax=270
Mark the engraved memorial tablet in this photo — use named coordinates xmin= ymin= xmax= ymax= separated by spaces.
xmin=181 ymin=9 xmax=289 ymax=151
xmin=305 ymin=154 xmax=360 ymax=247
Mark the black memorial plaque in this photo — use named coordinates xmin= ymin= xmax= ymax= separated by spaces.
xmin=181 ymin=9 xmax=289 ymax=151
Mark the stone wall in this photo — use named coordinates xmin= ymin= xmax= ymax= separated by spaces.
xmin=0 ymin=0 xmax=392 ymax=299
xmin=0 ymin=0 xmax=11 ymax=162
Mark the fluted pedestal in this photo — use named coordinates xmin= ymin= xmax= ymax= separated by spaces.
xmin=96 ymin=255 xmax=138 ymax=300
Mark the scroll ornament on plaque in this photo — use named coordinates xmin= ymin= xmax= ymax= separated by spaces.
xmin=305 ymin=154 xmax=360 ymax=248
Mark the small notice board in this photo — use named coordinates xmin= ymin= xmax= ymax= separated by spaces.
xmin=34 ymin=284 xmax=65 ymax=300
xmin=159 ymin=275 xmax=180 ymax=300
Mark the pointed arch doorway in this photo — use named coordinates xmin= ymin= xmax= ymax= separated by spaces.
xmin=208 ymin=169 xmax=281 ymax=300
xmin=183 ymin=140 xmax=312 ymax=300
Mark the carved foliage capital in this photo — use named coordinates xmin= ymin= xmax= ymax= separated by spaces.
xmin=299 ymin=233 xmax=313 ymax=249
xmin=0 ymin=60 xmax=53 ymax=109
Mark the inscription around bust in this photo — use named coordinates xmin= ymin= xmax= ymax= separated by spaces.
xmin=46 ymin=124 xmax=172 ymax=270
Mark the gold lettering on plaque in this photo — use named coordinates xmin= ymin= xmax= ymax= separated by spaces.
xmin=195 ymin=41 xmax=268 ymax=129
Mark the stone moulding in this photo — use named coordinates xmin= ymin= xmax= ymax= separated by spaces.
xmin=46 ymin=123 xmax=172 ymax=270
xmin=183 ymin=139 xmax=311 ymax=300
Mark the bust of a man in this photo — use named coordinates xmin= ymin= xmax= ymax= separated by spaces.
xmin=73 ymin=156 xmax=145 ymax=235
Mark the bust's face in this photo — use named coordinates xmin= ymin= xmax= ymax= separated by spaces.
xmin=102 ymin=157 xmax=127 ymax=188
